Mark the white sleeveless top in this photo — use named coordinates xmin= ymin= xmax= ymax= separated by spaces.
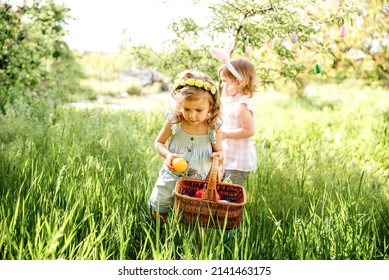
xmin=222 ymin=95 xmax=257 ymax=171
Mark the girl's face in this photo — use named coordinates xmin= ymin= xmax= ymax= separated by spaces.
xmin=220 ymin=72 xmax=239 ymax=97
xmin=180 ymin=95 xmax=211 ymax=126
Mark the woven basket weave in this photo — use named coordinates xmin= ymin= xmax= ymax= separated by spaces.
xmin=174 ymin=156 xmax=247 ymax=229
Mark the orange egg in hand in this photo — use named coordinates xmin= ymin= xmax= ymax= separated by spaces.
xmin=172 ymin=157 xmax=188 ymax=172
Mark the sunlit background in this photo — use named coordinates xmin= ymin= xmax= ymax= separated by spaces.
xmin=63 ymin=0 xmax=212 ymax=52
xmin=8 ymin=0 xmax=212 ymax=52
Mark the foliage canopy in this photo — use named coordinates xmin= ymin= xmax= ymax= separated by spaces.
xmin=0 ymin=0 xmax=81 ymax=114
xmin=124 ymin=0 xmax=389 ymax=93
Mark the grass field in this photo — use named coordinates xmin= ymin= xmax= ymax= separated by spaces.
xmin=0 ymin=81 xmax=388 ymax=260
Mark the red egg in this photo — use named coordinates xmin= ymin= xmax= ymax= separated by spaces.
xmin=195 ymin=189 xmax=221 ymax=200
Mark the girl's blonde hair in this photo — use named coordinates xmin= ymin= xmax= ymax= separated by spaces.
xmin=218 ymin=58 xmax=257 ymax=98
xmin=171 ymin=70 xmax=221 ymax=128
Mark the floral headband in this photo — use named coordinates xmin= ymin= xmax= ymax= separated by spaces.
xmin=174 ymin=78 xmax=217 ymax=95
xmin=209 ymin=39 xmax=243 ymax=81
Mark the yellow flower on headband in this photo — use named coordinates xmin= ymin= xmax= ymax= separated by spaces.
xmin=195 ymin=80 xmax=204 ymax=88
xmin=174 ymin=78 xmax=217 ymax=95
xmin=210 ymin=86 xmax=216 ymax=95
xmin=187 ymin=78 xmax=195 ymax=86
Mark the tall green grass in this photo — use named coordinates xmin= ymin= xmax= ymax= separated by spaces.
xmin=0 ymin=82 xmax=388 ymax=259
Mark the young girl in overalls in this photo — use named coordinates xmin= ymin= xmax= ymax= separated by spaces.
xmin=149 ymin=70 xmax=223 ymax=226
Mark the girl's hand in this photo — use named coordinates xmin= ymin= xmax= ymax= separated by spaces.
xmin=211 ymin=151 xmax=223 ymax=165
xmin=166 ymin=153 xmax=180 ymax=171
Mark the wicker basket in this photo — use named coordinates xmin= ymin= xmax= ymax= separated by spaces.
xmin=174 ymin=156 xmax=247 ymax=229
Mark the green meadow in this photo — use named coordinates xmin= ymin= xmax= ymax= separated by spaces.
xmin=1 ymin=81 xmax=388 ymax=260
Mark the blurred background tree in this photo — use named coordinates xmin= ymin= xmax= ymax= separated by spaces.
xmin=0 ymin=0 xmax=81 ymax=114
xmin=123 ymin=0 xmax=389 ymax=95
xmin=2 ymin=0 xmax=388 ymax=111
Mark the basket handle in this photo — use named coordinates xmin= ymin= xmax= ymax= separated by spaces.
xmin=201 ymin=156 xmax=220 ymax=202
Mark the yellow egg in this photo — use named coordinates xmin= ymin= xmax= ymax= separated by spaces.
xmin=172 ymin=157 xmax=188 ymax=172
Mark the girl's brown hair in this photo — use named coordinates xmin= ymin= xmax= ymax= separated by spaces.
xmin=218 ymin=58 xmax=257 ymax=98
xmin=171 ymin=70 xmax=221 ymax=128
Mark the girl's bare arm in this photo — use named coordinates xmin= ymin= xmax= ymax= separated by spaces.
xmin=222 ymin=103 xmax=255 ymax=140
xmin=212 ymin=125 xmax=224 ymax=164
xmin=154 ymin=119 xmax=178 ymax=169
